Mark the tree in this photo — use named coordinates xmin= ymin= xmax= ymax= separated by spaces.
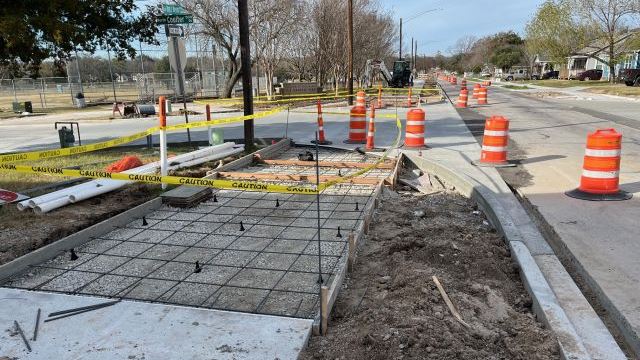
xmin=526 ymin=0 xmax=589 ymax=66
xmin=574 ymin=0 xmax=640 ymax=82
xmin=251 ymin=0 xmax=303 ymax=97
xmin=179 ymin=0 xmax=242 ymax=98
xmin=0 ymin=0 xmax=158 ymax=76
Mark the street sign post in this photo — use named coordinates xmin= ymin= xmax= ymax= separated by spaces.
xmin=159 ymin=5 xmax=194 ymax=147
xmin=165 ymin=24 xmax=184 ymax=38
xmin=162 ymin=3 xmax=187 ymax=15
xmin=157 ymin=14 xmax=194 ymax=25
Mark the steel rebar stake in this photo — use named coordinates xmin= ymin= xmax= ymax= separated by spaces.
xmin=315 ymin=131 xmax=323 ymax=334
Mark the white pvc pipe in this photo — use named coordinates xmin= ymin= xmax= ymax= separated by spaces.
xmin=24 ymin=182 xmax=98 ymax=208
xmin=160 ymin=128 xmax=168 ymax=190
xmin=34 ymin=196 xmax=73 ymax=215
xmin=29 ymin=144 xmax=240 ymax=213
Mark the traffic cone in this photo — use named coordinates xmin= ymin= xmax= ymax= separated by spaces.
xmin=477 ymin=86 xmax=488 ymax=105
xmin=311 ymin=100 xmax=332 ymax=145
xmin=377 ymin=85 xmax=384 ymax=109
xmin=472 ymin=116 xmax=515 ymax=168
xmin=472 ymin=83 xmax=481 ymax=99
xmin=456 ymin=88 xmax=468 ymax=108
xmin=405 ymin=108 xmax=426 ymax=149
xmin=344 ymin=105 xmax=367 ymax=144
xmin=366 ymin=104 xmax=376 ymax=150
xmin=407 ymin=87 xmax=413 ymax=107
xmin=356 ymin=90 xmax=366 ymax=107
xmin=461 ymin=78 xmax=467 ymax=89
xmin=566 ymin=128 xmax=632 ymax=201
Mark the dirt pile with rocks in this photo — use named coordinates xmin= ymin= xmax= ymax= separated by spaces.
xmin=301 ymin=187 xmax=559 ymax=360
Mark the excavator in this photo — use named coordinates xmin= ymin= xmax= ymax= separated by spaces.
xmin=363 ymin=59 xmax=412 ymax=88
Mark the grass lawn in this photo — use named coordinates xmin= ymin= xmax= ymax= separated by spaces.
xmin=581 ymin=85 xmax=640 ymax=97
xmin=0 ymin=145 xmax=192 ymax=193
xmin=503 ymin=85 xmax=530 ymax=90
xmin=511 ymin=79 xmax=613 ymax=88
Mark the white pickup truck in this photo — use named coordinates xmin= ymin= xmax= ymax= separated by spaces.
xmin=498 ymin=67 xmax=530 ymax=81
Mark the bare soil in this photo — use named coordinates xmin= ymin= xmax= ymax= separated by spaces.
xmin=301 ymin=188 xmax=559 ymax=360
xmin=0 ymin=184 xmax=159 ymax=266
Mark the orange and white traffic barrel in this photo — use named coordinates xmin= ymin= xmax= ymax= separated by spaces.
xmin=477 ymin=86 xmax=488 ymax=105
xmin=344 ymin=105 xmax=367 ymax=144
xmin=472 ymin=116 xmax=515 ymax=168
xmin=404 ymin=108 xmax=426 ymax=148
xmin=356 ymin=90 xmax=366 ymax=107
xmin=566 ymin=128 xmax=632 ymax=201
xmin=472 ymin=83 xmax=481 ymax=99
xmin=451 ymin=76 xmax=457 ymax=85
xmin=456 ymin=88 xmax=468 ymax=108
xmin=366 ymin=104 xmax=376 ymax=150
xmin=311 ymin=100 xmax=332 ymax=145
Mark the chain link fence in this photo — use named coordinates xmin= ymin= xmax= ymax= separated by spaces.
xmin=0 ymin=71 xmax=229 ymax=111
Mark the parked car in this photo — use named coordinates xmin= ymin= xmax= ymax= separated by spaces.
xmin=500 ymin=68 xmax=530 ymax=81
xmin=537 ymin=70 xmax=559 ymax=80
xmin=619 ymin=68 xmax=640 ymax=86
xmin=576 ymin=69 xmax=603 ymax=81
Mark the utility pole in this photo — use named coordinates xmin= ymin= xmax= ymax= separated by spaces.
xmin=74 ymin=49 xmax=84 ymax=94
xmin=347 ymin=0 xmax=354 ymax=105
xmin=139 ymin=41 xmax=148 ymax=99
xmin=106 ymin=48 xmax=117 ymax=103
xmin=399 ymin=18 xmax=402 ymax=60
xmin=411 ymin=37 xmax=414 ymax=68
xmin=238 ymin=0 xmax=254 ymax=149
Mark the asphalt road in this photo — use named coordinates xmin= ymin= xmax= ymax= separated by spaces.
xmin=442 ymin=81 xmax=640 ymax=356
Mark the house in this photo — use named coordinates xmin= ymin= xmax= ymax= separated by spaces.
xmin=532 ymin=54 xmax=556 ymax=76
xmin=621 ymin=50 xmax=640 ymax=70
xmin=567 ymin=30 xmax=640 ymax=80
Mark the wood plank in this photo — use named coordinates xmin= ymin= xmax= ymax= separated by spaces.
xmin=261 ymin=159 xmax=395 ymax=169
xmin=216 ymin=172 xmax=381 ymax=185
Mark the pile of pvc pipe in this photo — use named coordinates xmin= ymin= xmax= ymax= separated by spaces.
xmin=18 ymin=142 xmax=243 ymax=214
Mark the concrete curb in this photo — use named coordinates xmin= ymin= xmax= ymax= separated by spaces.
xmin=404 ymin=153 xmax=627 ymax=360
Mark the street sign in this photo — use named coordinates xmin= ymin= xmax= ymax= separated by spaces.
xmin=168 ymin=37 xmax=187 ymax=72
xmin=157 ymin=14 xmax=194 ymax=25
xmin=163 ymin=3 xmax=187 ymax=15
xmin=165 ymin=24 xmax=184 ymax=37
xmin=0 ymin=189 xmax=27 ymax=205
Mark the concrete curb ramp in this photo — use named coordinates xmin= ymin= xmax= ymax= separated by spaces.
xmin=405 ymin=153 xmax=626 ymax=360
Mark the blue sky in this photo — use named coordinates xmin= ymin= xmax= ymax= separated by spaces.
xmin=379 ymin=0 xmax=545 ymax=56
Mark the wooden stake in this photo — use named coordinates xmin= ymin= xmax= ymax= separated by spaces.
xmin=321 ymin=285 xmax=329 ymax=335
xmin=348 ymin=233 xmax=356 ymax=272
xmin=432 ymin=275 xmax=470 ymax=328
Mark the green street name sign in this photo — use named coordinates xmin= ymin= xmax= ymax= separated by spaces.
xmin=163 ymin=4 xmax=187 ymax=15
xmin=157 ymin=14 xmax=194 ymax=25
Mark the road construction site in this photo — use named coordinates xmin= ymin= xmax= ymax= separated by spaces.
xmin=0 ymin=79 xmax=634 ymax=359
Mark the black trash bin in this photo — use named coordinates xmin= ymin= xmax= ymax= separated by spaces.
xmin=24 ymin=101 xmax=32 ymax=113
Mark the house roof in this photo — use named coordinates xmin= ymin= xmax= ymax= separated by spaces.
xmin=572 ymin=29 xmax=640 ymax=57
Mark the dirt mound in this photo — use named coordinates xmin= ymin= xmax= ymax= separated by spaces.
xmin=301 ymin=189 xmax=559 ymax=360
xmin=0 ymin=184 xmax=159 ymax=266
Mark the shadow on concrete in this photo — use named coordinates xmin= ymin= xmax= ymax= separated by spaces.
xmin=510 ymin=120 xmax=606 ymax=133
xmin=514 ymin=154 xmax=567 ymax=165
xmin=620 ymin=181 xmax=640 ymax=194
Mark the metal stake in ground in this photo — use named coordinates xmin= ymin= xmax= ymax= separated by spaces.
xmin=314 ymin=131 xmax=324 ymax=334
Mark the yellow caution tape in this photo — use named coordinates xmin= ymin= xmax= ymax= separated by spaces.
xmin=163 ymin=107 xmax=283 ymax=131
xmin=0 ymin=108 xmax=283 ymax=165
xmin=0 ymin=163 xmax=319 ymax=195
xmin=0 ymin=128 xmax=158 ymax=165
xmin=318 ymin=115 xmax=402 ymax=191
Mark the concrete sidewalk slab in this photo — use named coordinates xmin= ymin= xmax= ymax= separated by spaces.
xmin=0 ymin=287 xmax=312 ymax=359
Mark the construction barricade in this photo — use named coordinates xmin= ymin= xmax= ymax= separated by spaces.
xmin=566 ymin=128 xmax=632 ymax=201
xmin=345 ymin=105 xmax=367 ymax=144
xmin=404 ymin=108 xmax=426 ymax=149
xmin=473 ymin=116 xmax=514 ymax=168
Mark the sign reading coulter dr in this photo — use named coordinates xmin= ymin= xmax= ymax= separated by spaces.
xmin=0 ymin=189 xmax=28 ymax=205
